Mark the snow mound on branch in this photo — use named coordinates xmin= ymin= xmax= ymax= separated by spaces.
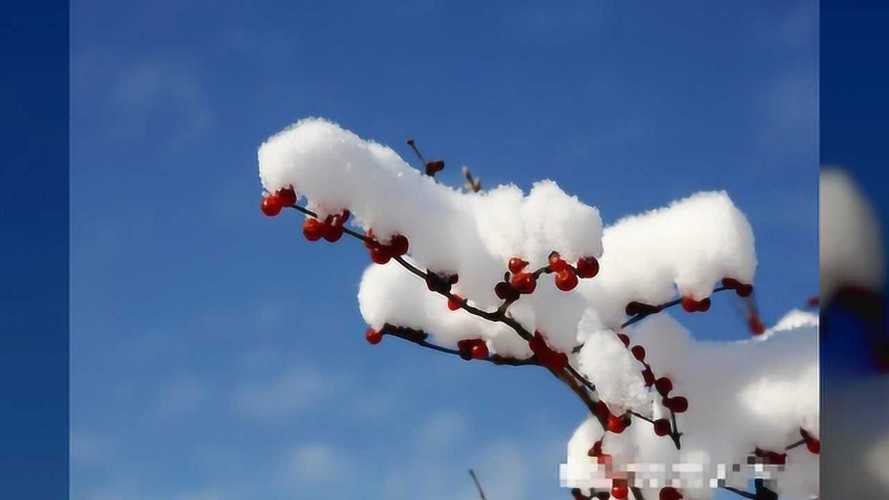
xmin=576 ymin=314 xmax=650 ymax=413
xmin=820 ymin=168 xmax=885 ymax=300
xmin=578 ymin=192 xmax=757 ymax=329
xmin=259 ymin=119 xmax=758 ymax=354
xmin=566 ymin=312 xmax=818 ymax=499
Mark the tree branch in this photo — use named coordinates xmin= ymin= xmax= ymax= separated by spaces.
xmin=468 ymin=469 xmax=487 ymax=500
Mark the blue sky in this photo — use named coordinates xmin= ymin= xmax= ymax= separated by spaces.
xmin=70 ymin=1 xmax=817 ymax=499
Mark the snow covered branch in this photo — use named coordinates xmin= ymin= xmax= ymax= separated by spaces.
xmin=256 ymin=118 xmax=818 ymax=499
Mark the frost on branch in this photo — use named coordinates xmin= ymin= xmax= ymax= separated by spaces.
xmin=257 ymin=118 xmax=816 ymax=499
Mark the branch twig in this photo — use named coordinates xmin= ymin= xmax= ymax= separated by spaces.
xmin=469 ymin=469 xmax=487 ymax=500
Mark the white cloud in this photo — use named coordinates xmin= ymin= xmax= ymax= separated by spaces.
xmin=233 ymin=366 xmax=333 ymax=419
xmin=283 ymin=443 xmax=351 ymax=483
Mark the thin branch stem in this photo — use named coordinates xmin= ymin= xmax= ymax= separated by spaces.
xmin=620 ymin=286 xmax=731 ymax=329
xmin=468 ymin=469 xmax=487 ymax=500
xmin=721 ymin=486 xmax=756 ymax=499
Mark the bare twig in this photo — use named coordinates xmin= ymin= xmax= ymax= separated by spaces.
xmin=469 ymin=469 xmax=487 ymax=500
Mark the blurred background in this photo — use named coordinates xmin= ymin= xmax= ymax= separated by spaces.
xmin=70 ymin=1 xmax=817 ymax=498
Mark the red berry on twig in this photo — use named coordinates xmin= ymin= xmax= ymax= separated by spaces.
xmin=653 ymin=418 xmax=671 ymax=436
xmin=303 ymin=218 xmax=324 ymax=241
xmin=631 ymin=345 xmax=646 ymax=361
xmin=576 ymin=256 xmax=599 ymax=279
xmin=276 ymin=186 xmax=297 ymax=206
xmin=508 ymin=257 xmax=528 ymax=274
xmin=611 ymin=479 xmax=629 ymax=499
xmin=389 ymin=234 xmax=409 ymax=256
xmin=617 ymin=333 xmax=630 ymax=347
xmin=447 ymin=295 xmax=463 ymax=311
xmin=606 ymin=413 xmax=630 ymax=434
xmin=664 ymin=396 xmax=688 ymax=413
xmin=659 ymin=487 xmax=683 ymax=500
xmin=511 ymin=272 xmax=537 ymax=294
xmin=425 ymin=160 xmax=445 ymax=176
xmin=470 ymin=342 xmax=489 ymax=360
xmin=322 ymin=220 xmax=344 ymax=242
xmin=555 ymin=270 xmax=579 ymax=291
xmin=260 ymin=195 xmax=283 ymax=216
xmin=369 ymin=244 xmax=392 ymax=264
xmin=365 ymin=328 xmax=383 ymax=345
xmin=548 ymin=252 xmax=568 ymax=273
xmin=655 ymin=377 xmax=673 ymax=397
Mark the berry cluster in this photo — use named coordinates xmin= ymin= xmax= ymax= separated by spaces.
xmin=303 ymin=209 xmax=350 ymax=242
xmin=363 ymin=231 xmax=410 ymax=264
xmin=260 ymin=186 xmax=298 ymax=216
xmin=529 ymin=331 xmax=569 ymax=372
xmin=655 ymin=376 xmax=689 ymax=413
xmin=457 ymin=338 xmax=489 ymax=360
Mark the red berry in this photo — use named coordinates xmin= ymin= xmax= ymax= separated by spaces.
xmin=617 ymin=333 xmax=630 ymax=347
xmin=606 ymin=413 xmax=629 ymax=434
xmin=470 ymin=342 xmax=489 ymax=359
xmin=736 ymin=284 xmax=753 ymax=297
xmin=659 ymin=487 xmax=683 ymax=500
xmin=276 ymin=186 xmax=297 ymax=206
xmin=260 ymin=195 xmax=283 ymax=216
xmin=494 ymin=281 xmax=519 ymax=301
xmin=806 ymin=438 xmax=820 ymax=454
xmin=369 ymin=244 xmax=392 ymax=264
xmin=425 ymin=160 xmax=444 ymax=175
xmin=554 ymin=270 xmax=579 ymax=291
xmin=365 ymin=328 xmax=383 ymax=345
xmin=508 ymin=257 xmax=528 ymax=274
xmin=549 ymin=252 xmax=568 ymax=273
xmin=447 ymin=295 xmax=463 ymax=311
xmin=302 ymin=218 xmax=324 ymax=241
xmin=322 ymin=221 xmax=344 ymax=242
xmin=655 ymin=377 xmax=673 ymax=397
xmin=681 ymin=297 xmax=710 ymax=313
xmin=588 ymin=440 xmax=603 ymax=457
xmin=664 ymin=396 xmax=688 ymax=413
xmin=800 ymin=428 xmax=820 ymax=454
xmin=576 ymin=256 xmax=599 ymax=279
xmin=653 ymin=418 xmax=671 ymax=436
xmin=697 ymin=297 xmax=711 ymax=312
xmin=765 ymin=451 xmax=787 ymax=464
xmin=389 ymin=234 xmax=409 ymax=256
xmin=721 ymin=277 xmax=740 ymax=289
xmin=511 ymin=272 xmax=537 ymax=294
xmin=611 ymin=480 xmax=628 ymax=499
xmin=631 ymin=345 xmax=646 ymax=361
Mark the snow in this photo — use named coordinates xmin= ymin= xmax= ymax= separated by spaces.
xmin=258 ymin=118 xmax=816 ymax=499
